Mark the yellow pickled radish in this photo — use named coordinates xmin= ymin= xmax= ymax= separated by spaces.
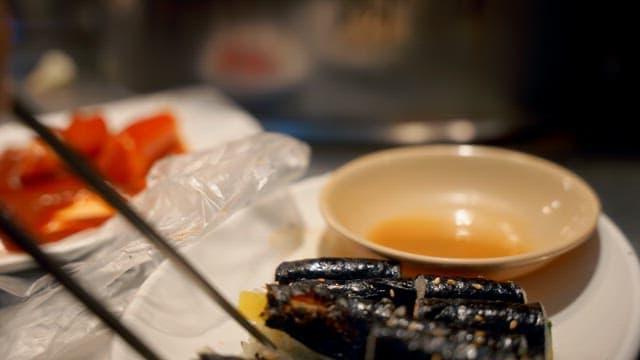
xmin=238 ymin=291 xmax=267 ymax=322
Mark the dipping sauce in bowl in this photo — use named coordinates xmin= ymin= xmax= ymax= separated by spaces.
xmin=320 ymin=145 xmax=601 ymax=280
xmin=367 ymin=211 xmax=532 ymax=259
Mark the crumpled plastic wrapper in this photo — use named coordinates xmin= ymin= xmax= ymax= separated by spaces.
xmin=0 ymin=132 xmax=310 ymax=360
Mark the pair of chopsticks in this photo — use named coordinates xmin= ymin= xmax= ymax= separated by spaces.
xmin=0 ymin=99 xmax=275 ymax=359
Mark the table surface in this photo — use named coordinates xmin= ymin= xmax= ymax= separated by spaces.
xmin=8 ymin=80 xmax=640 ymax=257
xmin=1 ymin=84 xmax=639 ymax=360
xmin=23 ymin=77 xmax=640 ymax=258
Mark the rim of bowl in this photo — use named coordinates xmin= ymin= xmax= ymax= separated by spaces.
xmin=319 ymin=144 xmax=602 ymax=268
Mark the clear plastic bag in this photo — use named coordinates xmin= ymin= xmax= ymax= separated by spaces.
xmin=0 ymin=132 xmax=310 ymax=360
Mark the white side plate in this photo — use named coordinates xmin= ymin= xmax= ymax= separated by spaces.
xmin=111 ymin=175 xmax=640 ymax=360
xmin=0 ymin=86 xmax=261 ymax=273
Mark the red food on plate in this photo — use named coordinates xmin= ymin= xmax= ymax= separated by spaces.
xmin=62 ymin=112 xmax=109 ymax=157
xmin=96 ymin=112 xmax=185 ymax=194
xmin=0 ymin=111 xmax=186 ymax=252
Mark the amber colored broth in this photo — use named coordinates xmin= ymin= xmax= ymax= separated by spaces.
xmin=367 ymin=212 xmax=531 ymax=258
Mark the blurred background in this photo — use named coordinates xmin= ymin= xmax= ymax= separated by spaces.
xmin=1 ymin=0 xmax=638 ymax=250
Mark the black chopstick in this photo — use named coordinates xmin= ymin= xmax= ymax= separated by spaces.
xmin=0 ymin=206 xmax=164 ymax=360
xmin=10 ymin=98 xmax=276 ymax=349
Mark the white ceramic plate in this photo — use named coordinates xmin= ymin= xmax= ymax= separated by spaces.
xmin=111 ymin=175 xmax=640 ymax=360
xmin=0 ymin=86 xmax=261 ymax=273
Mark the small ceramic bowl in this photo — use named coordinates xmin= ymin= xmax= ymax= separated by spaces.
xmin=319 ymin=145 xmax=601 ymax=280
